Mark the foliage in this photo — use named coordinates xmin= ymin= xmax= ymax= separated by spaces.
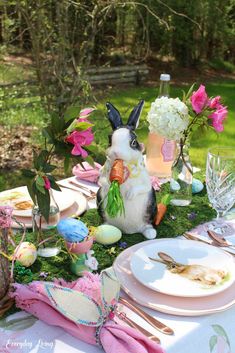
xmin=22 ymin=108 xmax=95 ymax=221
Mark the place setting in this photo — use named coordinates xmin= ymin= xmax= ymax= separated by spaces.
xmin=0 ymin=184 xmax=88 ymax=229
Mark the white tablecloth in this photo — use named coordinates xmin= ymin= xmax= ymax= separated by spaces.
xmin=1 ymin=178 xmax=235 ymax=353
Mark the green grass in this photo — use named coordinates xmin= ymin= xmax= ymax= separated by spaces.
xmin=95 ymin=80 xmax=235 ymax=169
xmin=0 ymin=61 xmax=35 ymax=84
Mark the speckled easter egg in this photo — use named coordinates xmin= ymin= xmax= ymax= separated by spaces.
xmin=170 ymin=180 xmax=180 ymax=191
xmin=57 ymin=218 xmax=89 ymax=243
xmin=14 ymin=242 xmax=37 ymax=267
xmin=95 ymin=225 xmax=122 ymax=245
xmin=192 ymin=178 xmax=204 ymax=194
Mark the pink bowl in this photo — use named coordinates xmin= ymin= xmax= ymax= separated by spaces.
xmin=65 ymin=237 xmax=93 ymax=254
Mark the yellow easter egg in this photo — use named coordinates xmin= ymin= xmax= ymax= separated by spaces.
xmin=15 ymin=242 xmax=37 ymax=267
xmin=95 ymin=225 xmax=122 ymax=245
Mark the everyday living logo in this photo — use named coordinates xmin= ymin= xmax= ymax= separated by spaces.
xmin=6 ymin=339 xmax=54 ymax=350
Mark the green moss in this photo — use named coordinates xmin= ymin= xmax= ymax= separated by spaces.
xmin=3 ymin=185 xmax=215 ymax=317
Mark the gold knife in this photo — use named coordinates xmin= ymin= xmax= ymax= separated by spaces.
xmin=115 ymin=308 xmax=160 ymax=343
xmin=183 ymin=232 xmax=235 ymax=256
xmin=119 ymin=296 xmax=174 ymax=335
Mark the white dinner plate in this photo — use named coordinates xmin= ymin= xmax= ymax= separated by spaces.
xmin=130 ymin=238 xmax=235 ymax=297
xmin=113 ymin=239 xmax=235 ymax=316
xmin=0 ymin=186 xmax=75 ymax=217
xmin=11 ymin=195 xmax=87 ymax=229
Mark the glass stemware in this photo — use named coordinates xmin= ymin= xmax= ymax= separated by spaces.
xmin=206 ymin=147 xmax=235 ymax=233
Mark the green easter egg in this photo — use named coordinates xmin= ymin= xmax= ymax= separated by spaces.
xmin=70 ymin=254 xmax=91 ymax=276
xmin=95 ymin=225 xmax=122 ymax=245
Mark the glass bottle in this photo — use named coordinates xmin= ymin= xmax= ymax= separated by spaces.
xmin=32 ymin=189 xmax=61 ymax=257
xmin=170 ymin=140 xmax=193 ymax=206
xmin=146 ymin=74 xmax=176 ymax=178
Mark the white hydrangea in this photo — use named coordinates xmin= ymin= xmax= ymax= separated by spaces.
xmin=147 ymin=97 xmax=189 ymax=140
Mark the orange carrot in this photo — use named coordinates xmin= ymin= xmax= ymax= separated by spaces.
xmin=155 ymin=204 xmax=167 ymax=225
xmin=154 ymin=194 xmax=171 ymax=225
xmin=109 ymin=159 xmax=124 ymax=184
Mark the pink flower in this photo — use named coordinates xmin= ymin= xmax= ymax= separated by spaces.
xmin=209 ymin=106 xmax=228 ymax=132
xmin=0 ymin=206 xmax=13 ymax=228
xmin=190 ymin=84 xmax=208 ymax=114
xmin=79 ymin=108 xmax=94 ymax=118
xmin=209 ymin=96 xmax=221 ymax=109
xmin=66 ymin=121 xmax=94 ymax=157
xmin=43 ymin=176 xmax=51 ymax=190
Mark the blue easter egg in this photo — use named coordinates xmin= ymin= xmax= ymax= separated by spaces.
xmin=57 ymin=218 xmax=89 ymax=243
xmin=170 ymin=180 xmax=180 ymax=191
xmin=192 ymin=179 xmax=204 ymax=194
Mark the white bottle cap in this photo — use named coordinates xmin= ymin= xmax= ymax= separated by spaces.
xmin=160 ymin=74 xmax=171 ymax=81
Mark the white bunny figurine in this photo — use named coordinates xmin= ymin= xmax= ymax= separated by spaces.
xmin=97 ymin=100 xmax=157 ymax=239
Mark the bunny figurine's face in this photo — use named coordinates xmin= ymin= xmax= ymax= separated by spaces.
xmin=106 ymin=100 xmax=144 ymax=163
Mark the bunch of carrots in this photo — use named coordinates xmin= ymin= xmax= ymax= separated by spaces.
xmin=105 ymin=159 xmax=125 ymax=218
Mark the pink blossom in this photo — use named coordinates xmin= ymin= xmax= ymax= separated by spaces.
xmin=66 ymin=126 xmax=94 ymax=157
xmin=190 ymin=84 xmax=208 ymax=114
xmin=79 ymin=108 xmax=95 ymax=117
xmin=209 ymin=106 xmax=228 ymax=132
xmin=43 ymin=176 xmax=51 ymax=190
xmin=209 ymin=96 xmax=221 ymax=109
xmin=0 ymin=206 xmax=13 ymax=228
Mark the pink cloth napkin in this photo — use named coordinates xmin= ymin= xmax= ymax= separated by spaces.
xmin=10 ymin=274 xmax=165 ymax=353
xmin=72 ymin=161 xmax=101 ymax=183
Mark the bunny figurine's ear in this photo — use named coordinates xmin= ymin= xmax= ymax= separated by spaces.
xmin=106 ymin=102 xmax=123 ymax=130
xmin=127 ymin=100 xmax=144 ymax=130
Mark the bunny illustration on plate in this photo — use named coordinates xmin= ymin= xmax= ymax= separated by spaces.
xmin=97 ymin=100 xmax=157 ymax=239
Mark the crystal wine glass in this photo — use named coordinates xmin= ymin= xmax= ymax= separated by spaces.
xmin=206 ymin=147 xmax=235 ymax=233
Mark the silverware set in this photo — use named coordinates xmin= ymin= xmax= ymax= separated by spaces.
xmin=114 ymin=296 xmax=174 ymax=343
xmin=58 ymin=180 xmax=97 ymax=200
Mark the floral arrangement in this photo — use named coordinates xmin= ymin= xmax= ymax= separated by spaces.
xmin=22 ymin=108 xmax=95 ymax=221
xmin=147 ymin=84 xmax=228 ymax=145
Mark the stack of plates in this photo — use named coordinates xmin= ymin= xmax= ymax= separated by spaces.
xmin=113 ymin=238 xmax=235 ymax=316
xmin=0 ymin=186 xmax=87 ymax=228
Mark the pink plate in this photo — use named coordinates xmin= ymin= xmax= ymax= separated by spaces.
xmin=113 ymin=238 xmax=235 ymax=316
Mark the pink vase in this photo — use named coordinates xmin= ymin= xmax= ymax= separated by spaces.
xmin=65 ymin=237 xmax=93 ymax=254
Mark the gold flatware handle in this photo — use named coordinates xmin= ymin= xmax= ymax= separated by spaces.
xmin=116 ymin=310 xmax=160 ymax=343
xmin=183 ymin=232 xmax=235 ymax=256
xmin=69 ymin=180 xmax=97 ymax=196
xmin=119 ymin=297 xmax=174 ymax=335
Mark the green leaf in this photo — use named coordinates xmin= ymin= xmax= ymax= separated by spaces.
xmin=36 ymin=176 xmax=46 ymax=194
xmin=36 ymin=188 xmax=50 ymax=222
xmin=22 ymin=169 xmax=36 ymax=178
xmin=47 ymin=178 xmax=61 ymax=192
xmin=66 ymin=119 xmax=78 ymax=134
xmin=85 ymin=155 xmax=95 ymax=167
xmin=64 ymin=156 xmax=70 ymax=173
xmin=52 ymin=114 xmax=65 ymax=133
xmin=42 ymin=128 xmax=54 ymax=143
xmin=209 ymin=335 xmax=217 ymax=352
xmin=26 ymin=180 xmax=37 ymax=205
xmin=42 ymin=164 xmax=57 ymax=173
xmin=212 ymin=325 xmax=230 ymax=347
xmin=185 ymin=83 xmax=196 ymax=100
xmin=74 ymin=121 xmax=93 ymax=131
xmin=161 ymin=194 xmax=172 ymax=205
xmin=64 ymin=106 xmax=81 ymax=122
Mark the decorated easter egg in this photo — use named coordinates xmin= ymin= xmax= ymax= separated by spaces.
xmin=170 ymin=180 xmax=180 ymax=191
xmin=70 ymin=254 xmax=91 ymax=276
xmin=192 ymin=178 xmax=204 ymax=194
xmin=95 ymin=225 xmax=122 ymax=245
xmin=14 ymin=242 xmax=37 ymax=267
xmin=57 ymin=218 xmax=89 ymax=243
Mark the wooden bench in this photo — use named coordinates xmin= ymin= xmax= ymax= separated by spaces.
xmin=85 ymin=65 xmax=149 ymax=86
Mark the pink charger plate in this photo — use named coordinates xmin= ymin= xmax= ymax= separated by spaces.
xmin=113 ymin=238 xmax=235 ymax=316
